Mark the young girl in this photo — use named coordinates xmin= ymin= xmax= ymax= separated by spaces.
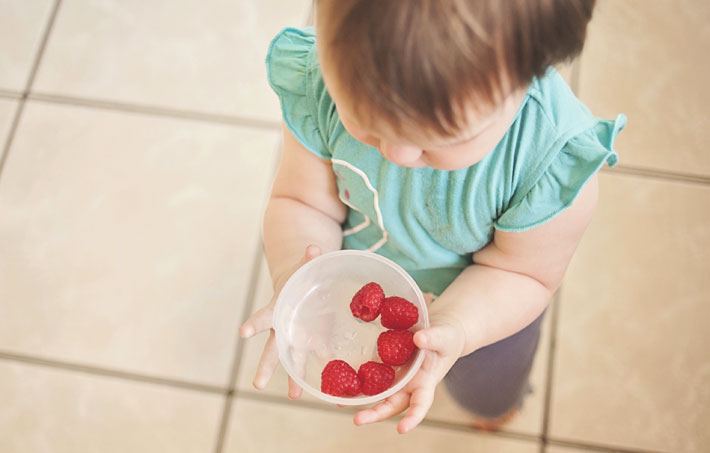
xmin=240 ymin=0 xmax=625 ymax=433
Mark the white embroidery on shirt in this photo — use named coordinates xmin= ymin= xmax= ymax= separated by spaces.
xmin=332 ymin=158 xmax=389 ymax=252
xmin=341 ymin=208 xmax=371 ymax=236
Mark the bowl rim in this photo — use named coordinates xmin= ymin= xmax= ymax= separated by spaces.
xmin=272 ymin=249 xmax=429 ymax=406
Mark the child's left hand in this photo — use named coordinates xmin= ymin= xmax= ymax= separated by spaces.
xmin=353 ymin=314 xmax=465 ymax=433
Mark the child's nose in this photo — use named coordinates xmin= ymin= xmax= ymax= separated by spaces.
xmin=379 ymin=142 xmax=423 ymax=166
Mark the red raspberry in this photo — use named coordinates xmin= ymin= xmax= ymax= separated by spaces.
xmin=358 ymin=361 xmax=395 ymax=396
xmin=321 ymin=360 xmax=361 ymax=397
xmin=377 ymin=330 xmax=417 ymax=366
xmin=350 ymin=282 xmax=385 ymax=322
xmin=380 ymin=296 xmax=419 ymax=330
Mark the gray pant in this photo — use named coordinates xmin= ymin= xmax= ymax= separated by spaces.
xmin=443 ymin=310 xmax=546 ymax=418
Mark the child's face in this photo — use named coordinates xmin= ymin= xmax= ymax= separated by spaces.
xmin=323 ymin=67 xmax=527 ymax=171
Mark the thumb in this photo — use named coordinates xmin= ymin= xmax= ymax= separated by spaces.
xmin=413 ymin=322 xmax=464 ymax=355
xmin=303 ymin=244 xmax=321 ymax=262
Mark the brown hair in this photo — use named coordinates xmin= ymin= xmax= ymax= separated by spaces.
xmin=317 ymin=0 xmax=596 ymax=137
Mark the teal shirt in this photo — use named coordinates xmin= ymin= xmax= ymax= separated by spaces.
xmin=267 ymin=27 xmax=626 ymax=296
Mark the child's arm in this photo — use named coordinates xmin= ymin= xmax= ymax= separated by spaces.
xmin=442 ymin=174 xmax=599 ymax=354
xmin=263 ymin=126 xmax=346 ymax=286
xmin=355 ymin=175 xmax=600 ymax=433
xmin=240 ymin=125 xmax=346 ymax=398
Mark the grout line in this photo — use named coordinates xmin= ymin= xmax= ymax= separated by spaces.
xmin=212 ymin=245 xmax=266 ymax=453
xmin=540 ymin=290 xmax=562 ymax=451
xmin=23 ymin=0 xmax=62 ymax=93
xmin=0 ymin=0 xmax=61 ymax=183
xmin=27 ymin=92 xmax=281 ymax=130
xmin=239 ymin=390 xmax=663 ymax=453
xmin=0 ymin=89 xmax=22 ymax=100
xmin=0 ymin=350 xmax=226 ymax=395
xmin=419 ymin=417 xmax=539 ymax=444
xmin=20 ymin=85 xmax=710 ymax=190
xmin=601 ymin=164 xmax=710 ymax=186
xmin=237 ymin=390 xmax=542 ymax=444
xmin=212 ymin=135 xmax=281 ymax=452
xmin=547 ymin=437 xmax=669 ymax=453
xmin=0 ymin=100 xmax=27 ymax=181
xmin=0 ymin=315 xmax=660 ymax=453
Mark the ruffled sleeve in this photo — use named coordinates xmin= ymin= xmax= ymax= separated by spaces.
xmin=266 ymin=27 xmax=331 ymax=159
xmin=494 ymin=114 xmax=627 ymax=232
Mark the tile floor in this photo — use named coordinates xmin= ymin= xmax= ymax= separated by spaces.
xmin=0 ymin=1 xmax=708 ymax=452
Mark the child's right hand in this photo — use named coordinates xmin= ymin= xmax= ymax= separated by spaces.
xmin=238 ymin=244 xmax=322 ymax=400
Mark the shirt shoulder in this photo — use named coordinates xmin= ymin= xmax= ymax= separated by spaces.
xmin=266 ymin=27 xmax=339 ymax=159
xmin=492 ymin=68 xmax=626 ymax=232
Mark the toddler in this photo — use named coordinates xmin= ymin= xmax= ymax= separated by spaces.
xmin=240 ymin=0 xmax=625 ymax=433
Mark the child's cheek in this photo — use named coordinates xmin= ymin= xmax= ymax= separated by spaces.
xmin=354 ymin=133 xmax=379 ymax=148
xmin=340 ymin=120 xmax=379 ymax=148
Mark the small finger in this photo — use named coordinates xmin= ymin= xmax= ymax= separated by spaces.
xmin=354 ymin=392 xmax=409 ymax=425
xmin=287 ymin=376 xmax=303 ymax=400
xmin=253 ymin=331 xmax=279 ymax=390
xmin=413 ymin=323 xmax=460 ymax=354
xmin=397 ymin=386 xmax=435 ymax=434
xmin=287 ymin=347 xmax=306 ymax=400
xmin=240 ymin=305 xmax=274 ymax=338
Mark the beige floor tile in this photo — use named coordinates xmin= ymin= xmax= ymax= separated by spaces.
xmin=427 ymin=307 xmax=551 ymax=435
xmin=0 ymin=361 xmax=222 ymax=453
xmin=550 ymin=173 xmax=710 ymax=452
xmin=0 ymin=101 xmax=279 ymax=386
xmin=578 ymin=0 xmax=710 ymax=176
xmin=0 ymin=98 xmax=18 ymax=139
xmin=33 ymin=0 xmax=311 ymax=121
xmin=224 ymin=398 xmax=540 ymax=453
xmin=0 ymin=0 xmax=54 ymax=91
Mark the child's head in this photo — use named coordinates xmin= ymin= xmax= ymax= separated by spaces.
xmin=316 ymin=0 xmax=596 ymax=170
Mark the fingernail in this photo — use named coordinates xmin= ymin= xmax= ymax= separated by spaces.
xmin=241 ymin=326 xmax=253 ymax=338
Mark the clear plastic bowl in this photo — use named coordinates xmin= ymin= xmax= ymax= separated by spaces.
xmin=272 ymin=250 xmax=429 ymax=406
